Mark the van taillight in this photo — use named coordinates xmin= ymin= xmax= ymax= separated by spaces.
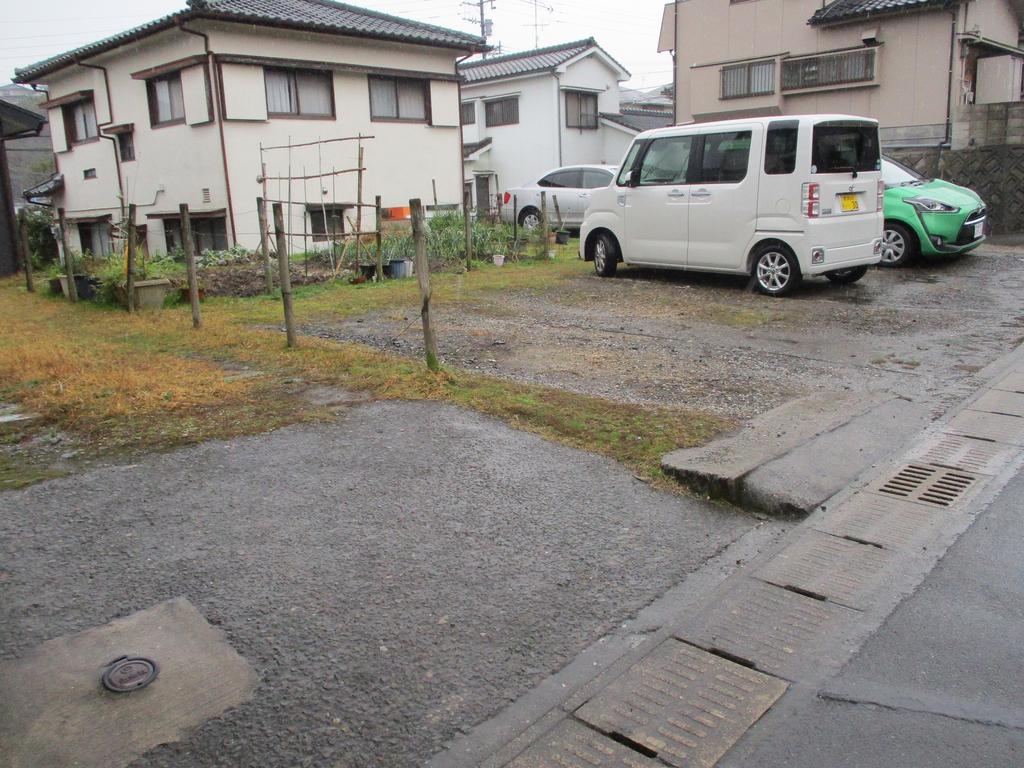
xmin=877 ymin=180 xmax=885 ymax=211
xmin=802 ymin=182 xmax=820 ymax=218
xmin=503 ymin=192 xmax=511 ymax=205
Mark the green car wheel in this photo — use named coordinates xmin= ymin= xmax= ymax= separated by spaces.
xmin=880 ymin=221 xmax=918 ymax=268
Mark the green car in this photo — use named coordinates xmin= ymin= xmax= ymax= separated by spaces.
xmin=880 ymin=156 xmax=987 ymax=267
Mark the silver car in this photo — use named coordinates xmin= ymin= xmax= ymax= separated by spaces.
xmin=501 ymin=165 xmax=617 ymax=229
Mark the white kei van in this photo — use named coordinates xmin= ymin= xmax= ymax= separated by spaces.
xmin=580 ymin=114 xmax=884 ymax=296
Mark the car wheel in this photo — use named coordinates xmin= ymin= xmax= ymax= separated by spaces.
xmin=753 ymin=245 xmax=801 ymax=297
xmin=825 ymin=265 xmax=869 ymax=285
xmin=592 ymin=233 xmax=618 ymax=277
xmin=880 ymin=222 xmax=918 ymax=267
xmin=518 ymin=208 xmax=541 ymax=230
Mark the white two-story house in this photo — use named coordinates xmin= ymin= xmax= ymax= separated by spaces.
xmin=458 ymin=38 xmax=672 ymax=212
xmin=14 ymin=0 xmax=484 ymax=256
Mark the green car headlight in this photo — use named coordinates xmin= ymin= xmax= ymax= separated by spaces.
xmin=904 ymin=197 xmax=958 ymax=213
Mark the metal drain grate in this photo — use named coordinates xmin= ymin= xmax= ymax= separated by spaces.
xmin=871 ymin=463 xmax=979 ymax=508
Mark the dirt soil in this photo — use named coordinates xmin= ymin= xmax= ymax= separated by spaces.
xmin=303 ymin=245 xmax=1024 ymax=420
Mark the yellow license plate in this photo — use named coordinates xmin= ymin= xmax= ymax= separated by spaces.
xmin=840 ymin=193 xmax=859 ymax=212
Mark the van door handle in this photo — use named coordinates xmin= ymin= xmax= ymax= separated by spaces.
xmin=667 ymin=189 xmax=686 ymax=198
xmin=578 ymin=192 xmax=590 ymax=198
xmin=691 ymin=189 xmax=711 ymax=198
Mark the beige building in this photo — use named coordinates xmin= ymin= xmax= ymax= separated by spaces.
xmin=14 ymin=0 xmax=484 ymax=256
xmin=659 ymin=0 xmax=1024 ymax=146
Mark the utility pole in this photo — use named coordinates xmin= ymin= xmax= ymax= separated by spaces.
xmin=463 ymin=0 xmax=494 ymax=55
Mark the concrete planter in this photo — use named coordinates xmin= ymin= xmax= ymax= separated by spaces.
xmin=116 ymin=278 xmax=172 ymax=310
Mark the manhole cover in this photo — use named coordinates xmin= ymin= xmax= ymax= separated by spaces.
xmin=101 ymin=656 xmax=158 ymax=693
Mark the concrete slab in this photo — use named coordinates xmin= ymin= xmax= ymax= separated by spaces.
xmin=0 ymin=597 xmax=258 ymax=768
xmin=756 ymin=530 xmax=894 ymax=610
xmin=737 ymin=397 xmax=931 ymax=516
xmin=947 ymin=409 xmax=1024 ymax=445
xmin=505 ymin=719 xmax=661 ymax=768
xmin=814 ymin=491 xmax=947 ymax=551
xmin=661 ymin=392 xmax=889 ymax=504
xmin=970 ymin=388 xmax=1024 ymax=417
xmin=674 ymin=578 xmax=860 ymax=681
xmin=575 ymin=639 xmax=786 ymax=768
xmin=992 ymin=370 xmax=1024 ymax=393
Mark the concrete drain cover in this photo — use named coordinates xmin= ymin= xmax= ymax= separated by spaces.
xmin=0 ymin=597 xmax=258 ymax=768
xmin=867 ymin=463 xmax=980 ymax=508
xmin=675 ymin=579 xmax=859 ymax=681
xmin=946 ymin=410 xmax=1024 ymax=447
xmin=507 ymin=719 xmax=661 ymax=767
xmin=575 ymin=639 xmax=786 ymax=768
xmin=101 ymin=656 xmax=158 ymax=693
xmin=815 ymin=491 xmax=945 ymax=551
xmin=907 ymin=433 xmax=1017 ymax=476
xmin=970 ymin=389 xmax=1024 ymax=418
xmin=993 ymin=371 xmax=1024 ymax=394
xmin=756 ymin=530 xmax=892 ymax=610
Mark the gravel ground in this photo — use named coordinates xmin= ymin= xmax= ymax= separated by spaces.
xmin=305 ymin=246 xmax=1024 ymax=419
xmin=0 ymin=401 xmax=752 ymax=767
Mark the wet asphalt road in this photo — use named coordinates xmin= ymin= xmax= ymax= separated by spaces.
xmin=0 ymin=401 xmax=752 ymax=767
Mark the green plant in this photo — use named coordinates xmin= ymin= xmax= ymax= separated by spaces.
xmin=197 ymin=244 xmax=252 ymax=268
xmin=23 ymin=207 xmax=59 ymax=268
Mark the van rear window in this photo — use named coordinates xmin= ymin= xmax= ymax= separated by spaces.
xmin=811 ymin=121 xmax=879 ymax=174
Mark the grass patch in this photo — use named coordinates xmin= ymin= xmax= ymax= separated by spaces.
xmin=0 ymin=249 xmax=732 ymax=487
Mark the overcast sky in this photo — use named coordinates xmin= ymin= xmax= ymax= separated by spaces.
xmin=3 ymin=0 xmax=673 ymax=90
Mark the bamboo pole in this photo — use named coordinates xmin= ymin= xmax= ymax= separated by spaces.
xmin=126 ymin=204 xmax=137 ymax=312
xmin=273 ymin=203 xmax=297 ymax=347
xmin=374 ymin=194 xmax=383 ymax=283
xmin=355 ymin=143 xmax=364 ymax=270
xmin=17 ymin=209 xmax=34 ymax=293
xmin=410 ymin=198 xmax=439 ymax=371
xmin=539 ymin=192 xmax=550 ymax=259
xmin=463 ymin=187 xmax=473 ymax=271
xmin=179 ymin=204 xmax=202 ymax=328
xmin=56 ymin=207 xmax=77 ymax=302
xmin=257 ymin=196 xmax=273 ymax=293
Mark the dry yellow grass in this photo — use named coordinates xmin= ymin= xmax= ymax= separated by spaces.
xmin=0 ymin=257 xmax=732 ymax=485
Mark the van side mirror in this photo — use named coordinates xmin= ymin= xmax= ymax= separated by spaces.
xmin=627 ymin=168 xmax=641 ymax=187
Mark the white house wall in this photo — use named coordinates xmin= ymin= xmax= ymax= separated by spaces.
xmin=33 ymin=20 xmax=468 ymax=255
xmin=461 ymin=73 xmax=561 ymax=191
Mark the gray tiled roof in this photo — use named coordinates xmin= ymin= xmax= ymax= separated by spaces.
xmin=460 ymin=37 xmax=628 ymax=83
xmin=600 ymin=109 xmax=674 ymax=133
xmin=15 ymin=0 xmax=484 ymax=82
xmin=462 ymin=137 xmax=493 ymax=159
xmin=809 ymin=0 xmax=947 ymax=25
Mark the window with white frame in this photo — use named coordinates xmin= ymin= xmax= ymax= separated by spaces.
xmin=565 ymin=90 xmax=598 ymax=129
xmin=781 ymin=49 xmax=876 ymax=91
xmin=720 ymin=60 xmax=775 ymax=99
xmin=265 ymin=68 xmax=333 ymax=117
xmin=368 ymin=76 xmax=428 ymax=121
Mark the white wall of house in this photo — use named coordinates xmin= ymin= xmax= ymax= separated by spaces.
xmin=461 ymin=72 xmax=561 ymax=192
xmin=461 ymin=49 xmax=629 ymax=205
xmin=33 ymin=20 xmax=468 ymax=255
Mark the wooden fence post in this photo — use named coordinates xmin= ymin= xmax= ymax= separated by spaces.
xmin=410 ymin=198 xmax=439 ymax=371
xmin=126 ymin=204 xmax=137 ymax=312
xmin=56 ymin=207 xmax=77 ymax=302
xmin=257 ymin=196 xmax=273 ymax=294
xmin=17 ymin=210 xmax=34 ymax=293
xmin=374 ymin=194 xmax=384 ymax=283
xmin=179 ymin=204 xmax=202 ymax=328
xmin=273 ymin=203 xmax=297 ymax=347
xmin=463 ymin=187 xmax=473 ymax=271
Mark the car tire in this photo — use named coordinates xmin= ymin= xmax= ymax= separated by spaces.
xmin=592 ymin=233 xmax=618 ymax=277
xmin=752 ymin=244 xmax=801 ymax=297
xmin=518 ymin=207 xmax=541 ymax=230
xmin=880 ymin=221 xmax=918 ymax=267
xmin=825 ymin=265 xmax=869 ymax=285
